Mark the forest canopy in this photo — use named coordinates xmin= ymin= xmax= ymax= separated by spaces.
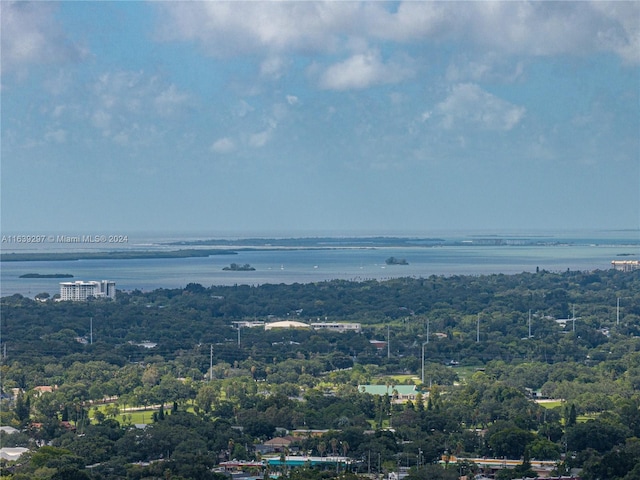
xmin=1 ymin=269 xmax=639 ymax=479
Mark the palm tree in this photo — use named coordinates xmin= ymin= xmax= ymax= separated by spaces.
xmin=342 ymin=440 xmax=350 ymax=473
xmin=330 ymin=437 xmax=338 ymax=456
xmin=317 ymin=441 xmax=327 ymax=458
xmin=228 ymin=438 xmax=235 ymax=460
xmin=342 ymin=440 xmax=349 ymax=457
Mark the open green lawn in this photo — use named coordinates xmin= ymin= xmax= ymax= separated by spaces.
xmin=535 ymin=401 xmax=600 ymax=423
xmin=537 ymin=400 xmax=563 ymax=409
xmin=451 ymin=365 xmax=482 ymax=383
xmin=386 ymin=374 xmax=417 ymax=384
xmin=91 ymin=402 xmax=200 ymax=425
xmin=91 ymin=404 xmax=161 ymax=425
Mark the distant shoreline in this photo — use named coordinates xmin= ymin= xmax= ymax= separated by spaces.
xmin=1 ymin=249 xmax=238 ymax=262
xmin=19 ymin=273 xmax=74 ymax=278
xmin=2 ymin=235 xmax=638 ymax=262
xmin=164 ymin=236 xmax=447 ymax=248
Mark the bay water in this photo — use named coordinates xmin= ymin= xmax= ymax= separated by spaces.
xmin=1 ymin=231 xmax=638 ymax=298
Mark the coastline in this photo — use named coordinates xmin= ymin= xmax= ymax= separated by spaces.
xmin=0 ymin=248 xmax=238 ymax=262
xmin=3 ymin=234 xmax=638 ymax=262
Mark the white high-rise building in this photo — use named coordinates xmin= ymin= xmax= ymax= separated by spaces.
xmin=59 ymin=280 xmax=116 ymax=301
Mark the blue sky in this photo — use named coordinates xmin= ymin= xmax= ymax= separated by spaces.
xmin=2 ymin=1 xmax=639 ymax=237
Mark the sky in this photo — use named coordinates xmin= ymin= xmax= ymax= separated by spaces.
xmin=1 ymin=1 xmax=639 ymax=238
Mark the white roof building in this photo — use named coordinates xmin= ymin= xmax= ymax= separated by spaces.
xmin=59 ymin=280 xmax=116 ymax=301
xmin=311 ymin=322 xmax=361 ymax=333
xmin=264 ymin=320 xmax=310 ymax=330
xmin=0 ymin=447 xmax=29 ymax=461
xmin=611 ymin=260 xmax=640 ymax=272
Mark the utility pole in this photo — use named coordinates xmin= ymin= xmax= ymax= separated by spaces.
xmin=387 ymin=325 xmax=390 ymax=359
xmin=617 ymin=297 xmax=620 ymax=325
xmin=210 ymin=345 xmax=213 ymax=382
xmin=237 ymin=325 xmax=241 ymax=346
xmin=476 ymin=313 xmax=480 ymax=342
xmin=528 ymin=310 xmax=532 ymax=338
xmin=426 ymin=318 xmax=430 ymax=344
xmin=421 ymin=341 xmax=428 ymax=384
xmin=90 ymin=317 xmax=93 ymax=345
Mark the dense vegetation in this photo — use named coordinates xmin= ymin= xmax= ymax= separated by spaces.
xmin=1 ymin=269 xmax=639 ymax=479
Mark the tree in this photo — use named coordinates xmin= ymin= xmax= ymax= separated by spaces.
xmin=29 ymin=446 xmax=83 ymax=470
xmin=529 ymin=437 xmax=561 ymax=460
xmin=15 ymin=392 xmax=30 ymax=424
xmin=565 ymin=419 xmax=630 ymax=454
xmin=51 ymin=467 xmax=91 ymax=480
xmin=317 ymin=441 xmax=327 ymax=457
xmin=565 ymin=403 xmax=577 ymax=427
xmin=487 ymin=423 xmax=534 ymax=458
xmin=195 ymin=384 xmax=220 ymax=414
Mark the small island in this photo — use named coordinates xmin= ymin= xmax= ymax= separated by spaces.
xmin=19 ymin=273 xmax=74 ymax=279
xmin=385 ymin=257 xmax=409 ymax=265
xmin=222 ymin=263 xmax=256 ymax=271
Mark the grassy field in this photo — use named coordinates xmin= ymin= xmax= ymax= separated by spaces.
xmin=535 ymin=400 xmax=599 ymax=423
xmin=451 ymin=365 xmax=483 ymax=383
xmin=537 ymin=400 xmax=563 ymax=409
xmin=386 ymin=374 xmax=418 ymax=384
xmin=91 ymin=404 xmax=161 ymax=425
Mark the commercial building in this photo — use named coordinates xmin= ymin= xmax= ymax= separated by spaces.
xmin=310 ymin=322 xmax=361 ymax=333
xmin=264 ymin=320 xmax=310 ymax=330
xmin=59 ymin=280 xmax=116 ymax=301
xmin=611 ymin=260 xmax=640 ymax=272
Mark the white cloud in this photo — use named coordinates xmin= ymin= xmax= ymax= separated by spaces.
xmin=286 ymin=95 xmax=299 ymax=106
xmin=112 ymin=131 xmax=130 ymax=146
xmin=91 ymin=110 xmax=112 ymax=133
xmin=154 ymin=84 xmax=191 ymax=116
xmin=460 ymin=2 xmax=639 ymax=64
xmin=435 ymin=83 xmax=526 ymax=131
xmin=87 ymin=70 xmax=191 ymax=141
xmin=318 ymin=50 xmax=414 ymax=90
xmin=260 ymin=56 xmax=289 ymax=80
xmin=589 ymin=2 xmax=640 ymax=65
xmin=446 ymin=54 xmax=524 ymax=84
xmin=249 ymin=129 xmax=271 ymax=148
xmin=44 ymin=128 xmax=67 ymax=144
xmin=154 ymin=1 xmax=639 ymax=65
xmin=154 ymin=2 xmax=354 ymax=56
xmin=232 ymin=100 xmax=254 ymax=118
xmin=211 ymin=137 xmax=235 ymax=154
xmin=0 ymin=1 xmax=88 ymax=75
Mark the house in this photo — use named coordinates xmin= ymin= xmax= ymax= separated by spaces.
xmin=290 ymin=429 xmax=332 ymax=438
xmin=358 ymin=384 xmax=423 ymax=404
xmin=255 ymin=436 xmax=298 ymax=454
xmin=33 ymin=386 xmax=56 ymax=396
